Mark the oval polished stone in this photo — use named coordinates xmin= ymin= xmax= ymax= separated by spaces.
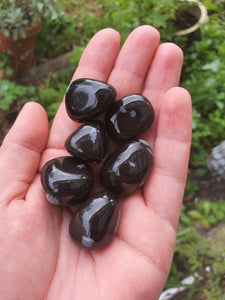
xmin=105 ymin=94 xmax=154 ymax=142
xmin=100 ymin=140 xmax=153 ymax=195
xmin=65 ymin=120 xmax=108 ymax=163
xmin=65 ymin=78 xmax=116 ymax=122
xmin=41 ymin=156 xmax=93 ymax=206
xmin=69 ymin=190 xmax=120 ymax=250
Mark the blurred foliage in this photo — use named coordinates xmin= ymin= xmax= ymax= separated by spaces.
xmin=0 ymin=68 xmax=73 ymax=121
xmin=166 ymin=199 xmax=225 ymax=299
xmin=35 ymin=13 xmax=82 ymax=62
xmin=0 ymin=0 xmax=62 ymax=40
xmin=72 ymin=0 xmax=180 ymax=43
xmin=180 ymin=1 xmax=225 ymax=170
xmin=0 ymin=79 xmax=38 ymax=111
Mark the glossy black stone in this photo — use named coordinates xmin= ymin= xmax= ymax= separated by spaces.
xmin=105 ymin=94 xmax=154 ymax=142
xmin=100 ymin=140 xmax=153 ymax=195
xmin=69 ymin=190 xmax=120 ymax=250
xmin=41 ymin=156 xmax=93 ymax=206
xmin=65 ymin=120 xmax=108 ymax=163
xmin=65 ymin=78 xmax=116 ymax=122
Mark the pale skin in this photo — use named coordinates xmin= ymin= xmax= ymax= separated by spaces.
xmin=0 ymin=26 xmax=192 ymax=300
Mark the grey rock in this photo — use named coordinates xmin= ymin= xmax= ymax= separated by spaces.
xmin=207 ymin=140 xmax=225 ymax=181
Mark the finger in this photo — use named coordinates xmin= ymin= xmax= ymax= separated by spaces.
xmin=141 ymin=43 xmax=184 ymax=147
xmin=0 ymin=102 xmax=48 ymax=204
xmin=144 ymin=87 xmax=192 ymax=229
xmin=108 ymin=25 xmax=160 ymax=99
xmin=144 ymin=42 xmax=183 ymax=92
xmin=47 ymin=28 xmax=120 ymax=149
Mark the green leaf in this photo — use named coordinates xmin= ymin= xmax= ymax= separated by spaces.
xmin=202 ymin=0 xmax=216 ymax=10
xmin=200 ymin=201 xmax=211 ymax=216
xmin=37 ymin=3 xmax=44 ymax=12
xmin=212 ymin=261 xmax=225 ymax=270
xmin=208 ymin=215 xmax=217 ymax=225
xmin=187 ymin=210 xmax=203 ymax=221
xmin=19 ymin=28 xmax=27 ymax=39
xmin=69 ymin=46 xmax=84 ymax=64
xmin=202 ymin=60 xmax=221 ymax=72
xmin=1 ymin=27 xmax=10 ymax=37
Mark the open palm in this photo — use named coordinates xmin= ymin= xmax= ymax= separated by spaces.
xmin=0 ymin=26 xmax=192 ymax=300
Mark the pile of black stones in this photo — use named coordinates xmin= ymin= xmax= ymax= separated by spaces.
xmin=41 ymin=78 xmax=154 ymax=250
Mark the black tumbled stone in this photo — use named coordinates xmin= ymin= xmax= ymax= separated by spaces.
xmin=105 ymin=94 xmax=154 ymax=142
xmin=41 ymin=156 xmax=93 ymax=206
xmin=65 ymin=78 xmax=116 ymax=122
xmin=100 ymin=140 xmax=153 ymax=195
xmin=69 ymin=190 xmax=120 ymax=250
xmin=65 ymin=120 xmax=108 ymax=163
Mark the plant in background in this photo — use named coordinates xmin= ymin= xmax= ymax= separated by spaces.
xmin=67 ymin=0 xmax=182 ymax=44
xmin=185 ymin=179 xmax=199 ymax=197
xmin=0 ymin=79 xmax=38 ymax=111
xmin=0 ymin=0 xmax=62 ymax=77
xmin=38 ymin=71 xmax=68 ymax=120
xmin=0 ymin=52 xmax=14 ymax=78
xmin=0 ymin=0 xmax=62 ymax=40
xmin=35 ymin=13 xmax=82 ymax=62
xmin=180 ymin=0 xmax=225 ymax=171
xmin=166 ymin=202 xmax=225 ymax=299
xmin=0 ymin=69 xmax=73 ymax=121
xmin=187 ymin=198 xmax=225 ymax=228
xmin=39 ymin=0 xmax=183 ymax=61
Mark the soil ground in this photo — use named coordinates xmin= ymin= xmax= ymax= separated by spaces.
xmin=186 ymin=170 xmax=225 ymax=203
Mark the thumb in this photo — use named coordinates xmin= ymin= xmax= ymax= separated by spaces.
xmin=0 ymin=102 xmax=48 ymax=204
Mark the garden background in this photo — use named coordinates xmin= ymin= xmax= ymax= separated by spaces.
xmin=0 ymin=0 xmax=225 ymax=298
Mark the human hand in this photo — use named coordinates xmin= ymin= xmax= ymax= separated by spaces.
xmin=0 ymin=26 xmax=192 ymax=300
